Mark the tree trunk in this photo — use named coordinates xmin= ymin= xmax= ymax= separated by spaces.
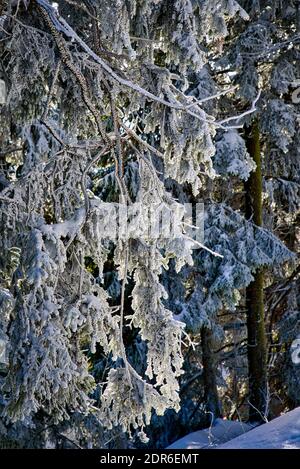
xmin=201 ymin=326 xmax=222 ymax=421
xmin=244 ymin=120 xmax=268 ymax=422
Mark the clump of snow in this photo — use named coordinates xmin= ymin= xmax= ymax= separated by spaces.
xmin=219 ymin=408 xmax=300 ymax=449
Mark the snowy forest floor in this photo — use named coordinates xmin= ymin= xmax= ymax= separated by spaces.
xmin=167 ymin=407 xmax=300 ymax=449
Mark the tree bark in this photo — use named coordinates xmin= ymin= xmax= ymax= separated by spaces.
xmin=244 ymin=120 xmax=268 ymax=422
xmin=201 ymin=326 xmax=222 ymax=421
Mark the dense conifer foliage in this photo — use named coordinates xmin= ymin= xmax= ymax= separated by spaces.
xmin=0 ymin=0 xmax=298 ymax=448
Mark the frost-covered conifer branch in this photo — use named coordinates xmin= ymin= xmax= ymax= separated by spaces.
xmin=35 ymin=0 xmax=258 ymax=131
xmin=4 ymin=0 xmax=295 ymax=448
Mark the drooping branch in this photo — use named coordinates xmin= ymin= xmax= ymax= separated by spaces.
xmin=35 ymin=0 xmax=259 ymax=130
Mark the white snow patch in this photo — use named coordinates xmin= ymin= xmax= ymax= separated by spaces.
xmin=168 ymin=408 xmax=300 ymax=449
xmin=218 ymin=407 xmax=300 ymax=449
xmin=167 ymin=419 xmax=253 ymax=449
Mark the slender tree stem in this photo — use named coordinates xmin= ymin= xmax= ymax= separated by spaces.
xmin=244 ymin=120 xmax=268 ymax=423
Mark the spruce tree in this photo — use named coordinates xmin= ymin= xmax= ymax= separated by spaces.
xmin=0 ymin=0 xmax=298 ymax=448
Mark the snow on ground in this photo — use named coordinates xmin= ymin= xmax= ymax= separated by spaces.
xmin=219 ymin=407 xmax=300 ymax=449
xmin=167 ymin=419 xmax=253 ymax=449
xmin=167 ymin=407 xmax=300 ymax=449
